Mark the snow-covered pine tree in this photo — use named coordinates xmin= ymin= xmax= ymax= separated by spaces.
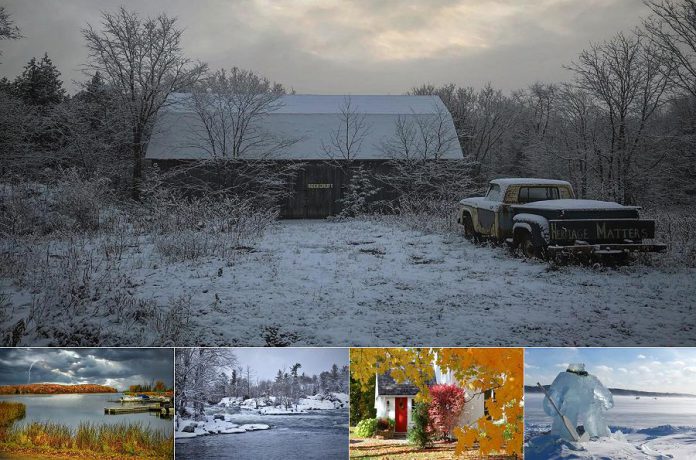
xmin=338 ymin=165 xmax=380 ymax=217
xmin=14 ymin=53 xmax=65 ymax=106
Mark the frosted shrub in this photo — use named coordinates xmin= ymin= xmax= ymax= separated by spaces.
xmin=643 ymin=207 xmax=696 ymax=268
xmin=148 ymin=192 xmax=277 ymax=263
xmin=51 ymin=169 xmax=111 ymax=232
xmin=371 ymin=198 xmax=456 ymax=235
xmin=0 ymin=170 xmax=111 ymax=236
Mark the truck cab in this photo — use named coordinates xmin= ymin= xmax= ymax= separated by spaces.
xmin=459 ymin=178 xmax=575 ymax=241
xmin=458 ymin=178 xmax=665 ymax=258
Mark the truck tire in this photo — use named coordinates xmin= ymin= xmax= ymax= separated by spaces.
xmin=518 ymin=230 xmax=540 ymax=259
xmin=462 ymin=213 xmax=479 ymax=242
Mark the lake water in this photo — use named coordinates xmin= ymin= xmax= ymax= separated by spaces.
xmin=525 ymin=393 xmax=696 ymax=437
xmin=0 ymin=393 xmax=173 ymax=435
xmin=175 ymin=409 xmax=349 ymax=460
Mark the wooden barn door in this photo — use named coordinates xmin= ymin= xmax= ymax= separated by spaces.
xmin=281 ymin=162 xmax=347 ymax=218
xmin=395 ymin=397 xmax=408 ymax=432
xmin=303 ymin=163 xmax=338 ymax=218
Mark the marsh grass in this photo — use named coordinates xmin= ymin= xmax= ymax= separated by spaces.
xmin=0 ymin=401 xmax=26 ymax=432
xmin=2 ymin=420 xmax=173 ymax=459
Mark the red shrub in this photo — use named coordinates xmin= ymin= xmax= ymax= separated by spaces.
xmin=428 ymin=384 xmax=465 ymax=439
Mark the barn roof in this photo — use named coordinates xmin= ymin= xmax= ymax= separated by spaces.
xmin=376 ymin=372 xmax=421 ymax=396
xmin=145 ymin=94 xmax=463 ymax=161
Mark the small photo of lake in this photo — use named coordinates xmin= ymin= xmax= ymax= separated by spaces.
xmin=0 ymin=348 xmax=175 ymax=460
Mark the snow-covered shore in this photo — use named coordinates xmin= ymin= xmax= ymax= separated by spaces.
xmin=217 ymin=393 xmax=348 ymax=414
xmin=176 ymin=393 xmax=348 ymax=439
xmin=525 ymin=426 xmax=696 ymax=459
xmin=176 ymin=415 xmax=270 ymax=439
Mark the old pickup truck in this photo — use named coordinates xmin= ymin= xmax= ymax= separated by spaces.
xmin=457 ymin=178 xmax=666 ymax=258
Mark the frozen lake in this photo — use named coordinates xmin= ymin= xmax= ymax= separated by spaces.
xmin=0 ymin=393 xmax=173 ymax=434
xmin=525 ymin=393 xmax=696 ymax=437
xmin=175 ymin=409 xmax=348 ymax=460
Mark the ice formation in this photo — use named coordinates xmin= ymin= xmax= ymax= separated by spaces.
xmin=543 ymin=363 xmax=614 ymax=440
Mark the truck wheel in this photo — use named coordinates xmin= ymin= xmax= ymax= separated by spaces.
xmin=519 ymin=232 xmax=538 ymax=259
xmin=462 ymin=214 xmax=478 ymax=242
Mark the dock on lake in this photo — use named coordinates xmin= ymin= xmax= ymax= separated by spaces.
xmin=105 ymin=399 xmax=174 ymax=416
xmin=104 ymin=404 xmax=161 ymax=414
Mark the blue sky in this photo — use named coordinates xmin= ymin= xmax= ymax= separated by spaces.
xmin=234 ymin=347 xmax=348 ymax=381
xmin=525 ymin=348 xmax=696 ymax=394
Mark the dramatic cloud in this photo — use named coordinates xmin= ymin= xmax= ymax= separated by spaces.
xmin=0 ymin=348 xmax=173 ymax=390
xmin=0 ymin=0 xmax=650 ymax=94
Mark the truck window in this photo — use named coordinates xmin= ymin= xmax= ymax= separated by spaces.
xmin=518 ymin=187 xmax=560 ymax=203
xmin=486 ymin=184 xmax=502 ymax=201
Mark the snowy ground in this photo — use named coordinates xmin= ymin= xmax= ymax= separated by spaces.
xmin=525 ymin=394 xmax=696 ymax=459
xmin=3 ymin=218 xmax=695 ymax=346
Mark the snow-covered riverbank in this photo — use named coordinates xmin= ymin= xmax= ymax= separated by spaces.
xmin=217 ymin=393 xmax=348 ymax=414
xmin=176 ymin=393 xmax=348 ymax=439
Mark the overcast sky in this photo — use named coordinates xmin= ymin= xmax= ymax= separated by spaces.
xmin=0 ymin=348 xmax=174 ymax=390
xmin=234 ymin=348 xmax=347 ymax=381
xmin=0 ymin=0 xmax=652 ymax=94
xmin=525 ymin=348 xmax=696 ymax=394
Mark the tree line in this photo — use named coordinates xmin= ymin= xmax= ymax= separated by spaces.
xmin=175 ymin=348 xmax=348 ymax=417
xmin=1 ymin=1 xmax=694 ymax=208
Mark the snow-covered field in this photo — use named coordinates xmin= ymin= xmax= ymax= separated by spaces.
xmin=525 ymin=393 xmax=696 ymax=459
xmin=3 ymin=218 xmax=695 ymax=346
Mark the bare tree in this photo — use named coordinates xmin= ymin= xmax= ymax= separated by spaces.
xmin=175 ymin=348 xmax=237 ymax=418
xmin=567 ymin=32 xmax=671 ymax=203
xmin=322 ymin=95 xmax=370 ymax=161
xmin=189 ymin=67 xmax=289 ymax=159
xmin=82 ymin=7 xmax=206 ymax=200
xmin=643 ymin=0 xmax=696 ymax=97
xmin=380 ymin=103 xmax=458 ymax=162
xmin=379 ymin=105 xmax=475 ymax=211
xmin=410 ymin=83 xmax=518 ymax=174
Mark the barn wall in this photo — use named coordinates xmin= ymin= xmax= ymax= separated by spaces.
xmin=151 ymin=159 xmax=398 ymax=219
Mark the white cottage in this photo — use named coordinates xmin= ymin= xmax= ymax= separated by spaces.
xmin=375 ymin=368 xmax=490 ymax=434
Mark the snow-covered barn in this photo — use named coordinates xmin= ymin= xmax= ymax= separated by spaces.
xmin=145 ymin=94 xmax=463 ymax=218
xmin=375 ymin=369 xmax=489 ymax=434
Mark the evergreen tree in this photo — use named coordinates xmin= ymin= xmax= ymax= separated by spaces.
xmin=338 ymin=165 xmax=380 ymax=217
xmin=14 ymin=53 xmax=65 ymax=106
xmin=349 ymin=375 xmax=376 ymax=426
xmin=408 ymin=401 xmax=433 ymax=448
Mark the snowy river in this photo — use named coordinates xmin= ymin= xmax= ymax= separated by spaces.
xmin=525 ymin=393 xmax=696 ymax=437
xmin=175 ymin=409 xmax=349 ymax=460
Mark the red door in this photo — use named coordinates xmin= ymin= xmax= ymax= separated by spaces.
xmin=395 ymin=397 xmax=408 ymax=432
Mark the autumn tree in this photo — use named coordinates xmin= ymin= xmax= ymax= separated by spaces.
xmin=351 ymin=348 xmax=523 ymax=457
xmin=428 ymin=384 xmax=466 ymax=441
xmin=83 ymin=7 xmax=206 ymax=200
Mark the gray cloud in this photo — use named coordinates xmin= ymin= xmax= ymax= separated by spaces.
xmin=0 ymin=0 xmax=650 ymax=93
xmin=0 ymin=348 xmax=174 ymax=390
